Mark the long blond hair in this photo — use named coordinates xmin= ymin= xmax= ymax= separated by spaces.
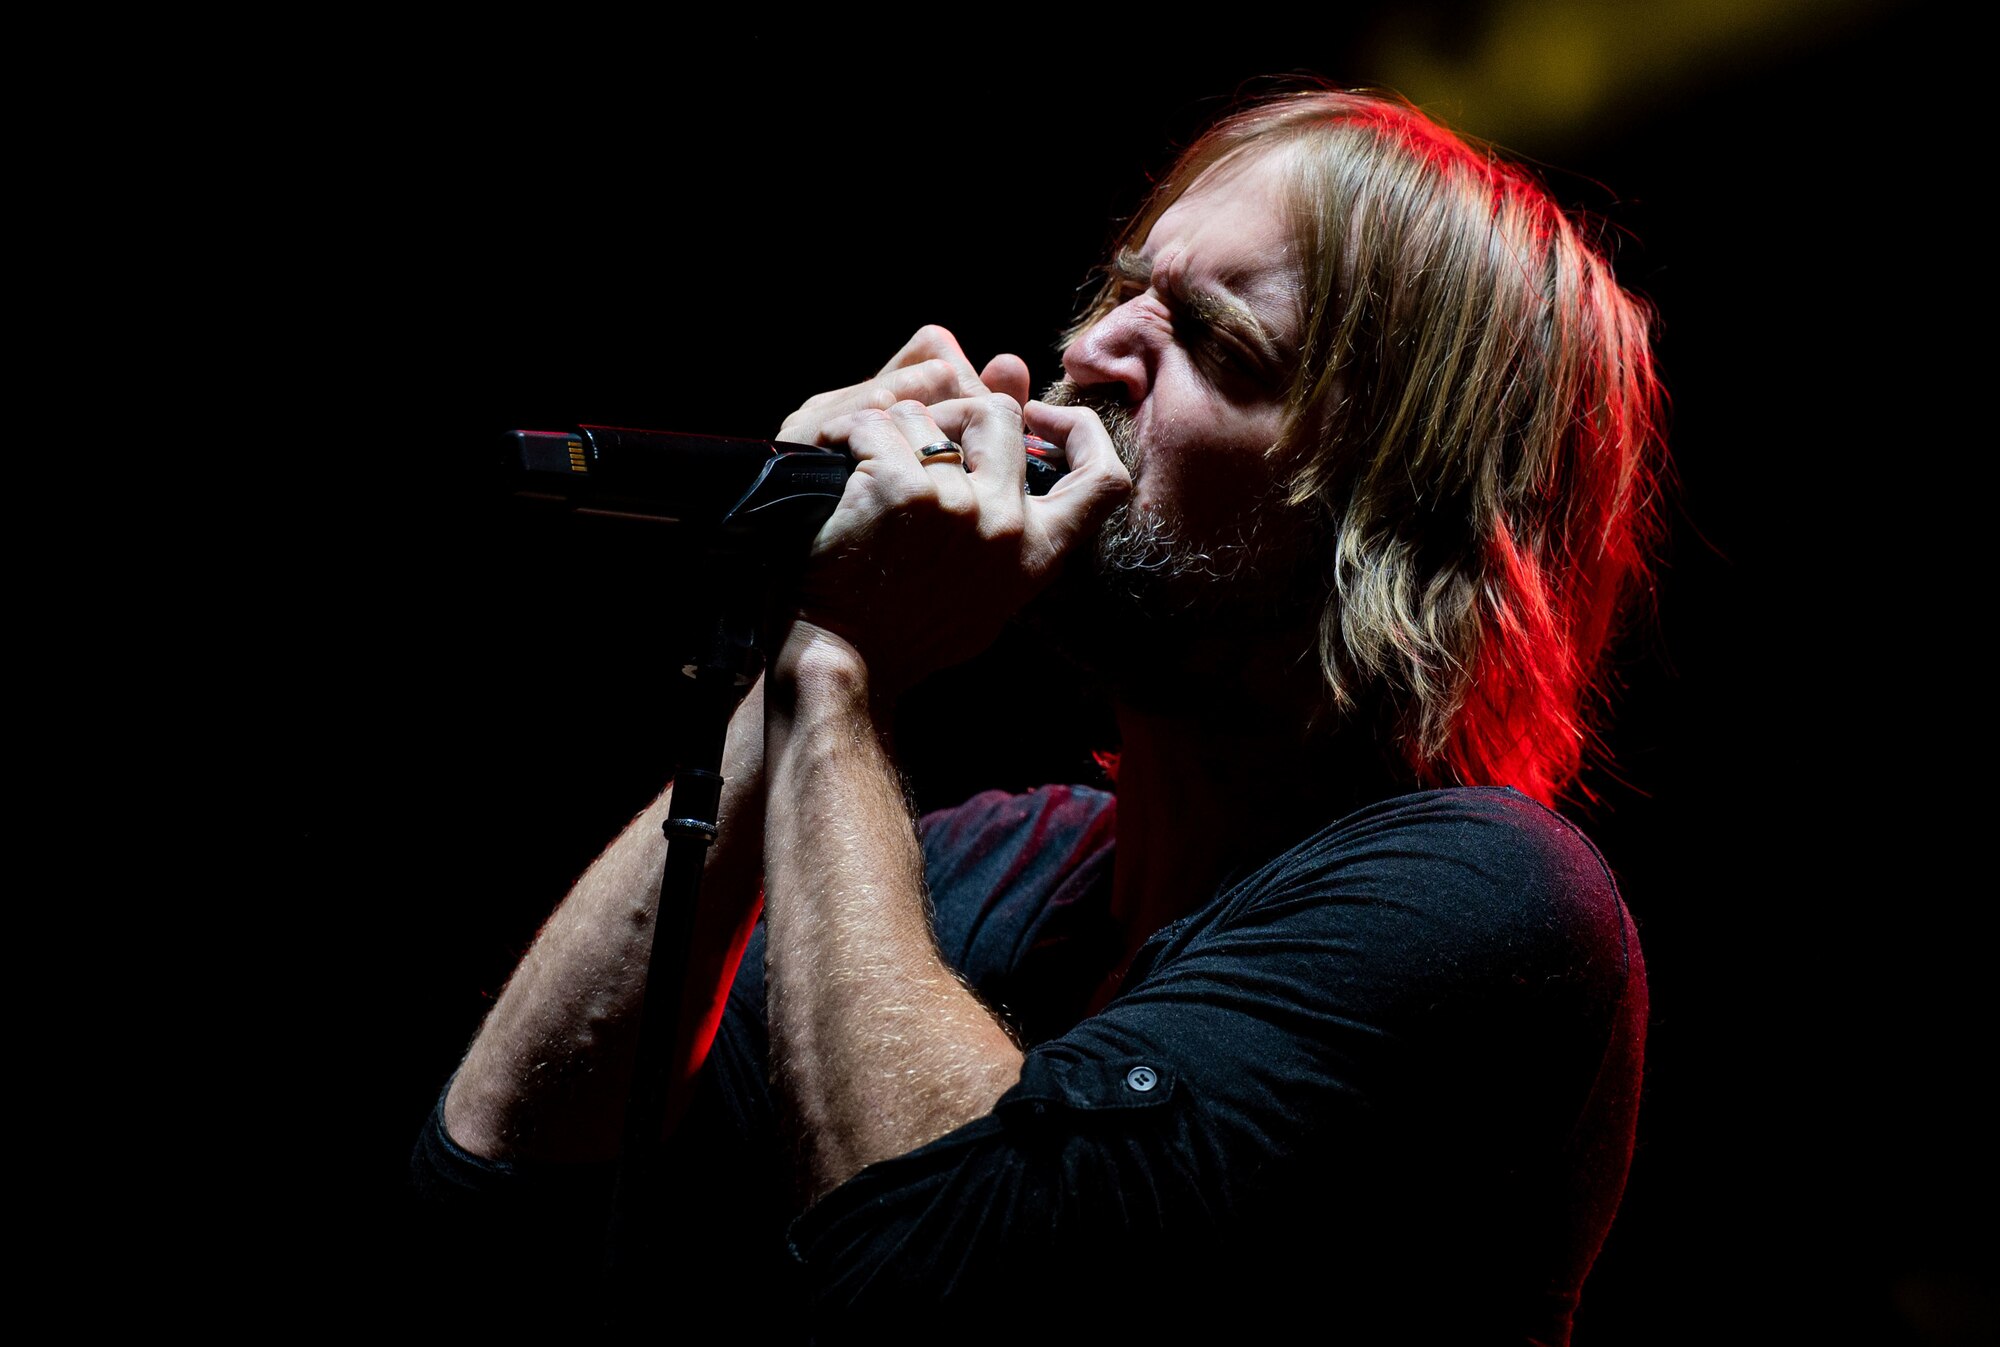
xmin=1070 ymin=89 xmax=1668 ymax=805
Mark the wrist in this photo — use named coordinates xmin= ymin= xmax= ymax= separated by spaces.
xmin=768 ymin=619 xmax=883 ymax=724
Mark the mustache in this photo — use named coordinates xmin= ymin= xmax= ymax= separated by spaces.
xmin=1039 ymin=379 xmax=1139 ymax=473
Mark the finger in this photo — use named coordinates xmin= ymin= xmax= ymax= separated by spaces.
xmin=1023 ymin=400 xmax=1129 ymax=488
xmin=883 ymin=400 xmax=977 ymax=514
xmin=876 ymin=324 xmax=984 ymax=395
xmin=927 ymin=393 xmax=1026 ymax=476
xmin=928 ymin=394 xmax=1028 ymax=535
xmin=1021 ymin=400 xmax=1134 ymax=557
xmin=780 ymin=359 xmax=967 ymax=442
xmin=875 ymin=357 xmax=976 ymax=406
xmin=979 ymin=353 xmax=1032 ymax=407
xmin=836 ymin=408 xmax=931 ymax=503
xmin=818 ymin=399 xmax=959 ymax=450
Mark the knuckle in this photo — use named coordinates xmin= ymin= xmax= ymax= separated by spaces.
xmin=914 ymin=323 xmax=960 ymax=352
xmin=887 ymin=360 xmax=950 ymax=398
xmin=914 ymin=358 xmax=959 ymax=390
xmin=868 ymin=472 xmax=918 ymax=511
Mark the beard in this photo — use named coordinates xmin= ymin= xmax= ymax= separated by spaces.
xmin=1039 ymin=379 xmax=1320 ymax=614
xmin=1027 ymin=380 xmax=1329 ymax=717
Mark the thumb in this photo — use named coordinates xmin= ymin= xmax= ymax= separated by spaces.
xmin=1022 ymin=399 xmax=1133 ymax=565
xmin=979 ymin=353 xmax=1032 ymax=407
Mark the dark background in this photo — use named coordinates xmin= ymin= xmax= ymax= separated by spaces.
xmin=232 ymin=4 xmax=1984 ymax=1340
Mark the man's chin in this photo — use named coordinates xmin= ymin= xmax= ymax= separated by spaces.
xmin=1033 ymin=376 xmax=1329 ymax=717
xmin=1018 ymin=538 xmax=1323 ymax=721
xmin=1013 ymin=567 xmax=1185 ymax=714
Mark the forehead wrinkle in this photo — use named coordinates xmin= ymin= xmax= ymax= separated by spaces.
xmin=1115 ymin=246 xmax=1293 ymax=365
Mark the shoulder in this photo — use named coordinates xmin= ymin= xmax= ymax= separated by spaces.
xmin=918 ymin=784 xmax=1116 ymax=891
xmin=1152 ymin=775 xmax=1632 ymax=1031
xmin=916 ymin=785 xmax=1119 ymax=989
xmin=1270 ymin=784 xmax=1608 ymax=879
xmin=919 ymin=783 xmax=1115 ymax=850
xmin=1211 ymin=786 xmax=1635 ymax=991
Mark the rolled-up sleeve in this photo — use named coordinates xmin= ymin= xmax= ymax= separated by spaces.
xmin=788 ymin=1040 xmax=1191 ymax=1313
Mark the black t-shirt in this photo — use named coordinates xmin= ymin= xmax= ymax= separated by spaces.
xmin=415 ymin=785 xmax=1645 ymax=1345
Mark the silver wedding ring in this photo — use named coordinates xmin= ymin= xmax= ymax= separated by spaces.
xmin=917 ymin=439 xmax=964 ymax=466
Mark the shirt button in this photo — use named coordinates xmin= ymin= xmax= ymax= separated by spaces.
xmin=1125 ymin=1065 xmax=1159 ymax=1093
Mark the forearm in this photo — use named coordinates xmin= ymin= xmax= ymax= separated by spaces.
xmin=444 ymin=683 xmax=768 ymax=1164
xmin=763 ymin=636 xmax=1023 ymax=1203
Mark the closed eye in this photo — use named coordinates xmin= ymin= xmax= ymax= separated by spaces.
xmin=1181 ymin=318 xmax=1261 ymax=388
xmin=1108 ymin=248 xmax=1284 ymax=392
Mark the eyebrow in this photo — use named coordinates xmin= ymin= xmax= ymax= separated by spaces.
xmin=1113 ymin=249 xmax=1288 ymax=369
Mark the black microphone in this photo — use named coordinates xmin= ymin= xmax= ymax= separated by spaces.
xmin=506 ymin=425 xmax=1066 ymax=549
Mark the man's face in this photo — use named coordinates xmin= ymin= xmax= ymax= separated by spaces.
xmin=1048 ymin=146 xmax=1317 ymax=622
xmin=1034 ymin=147 xmax=1326 ymax=707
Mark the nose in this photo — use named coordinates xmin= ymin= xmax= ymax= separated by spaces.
xmin=1060 ymin=299 xmax=1155 ymax=406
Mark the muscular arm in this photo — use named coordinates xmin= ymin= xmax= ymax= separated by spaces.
xmin=763 ymin=635 xmax=1024 ymax=1201
xmin=438 ymin=328 xmax=1037 ymax=1169
xmin=442 ymin=686 xmax=767 ymax=1164
xmin=759 ymin=391 xmax=1127 ymax=1202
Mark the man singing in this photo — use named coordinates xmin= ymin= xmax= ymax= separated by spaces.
xmin=418 ymin=88 xmax=1665 ymax=1344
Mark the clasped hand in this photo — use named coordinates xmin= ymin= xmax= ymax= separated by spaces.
xmin=771 ymin=326 xmax=1130 ymax=700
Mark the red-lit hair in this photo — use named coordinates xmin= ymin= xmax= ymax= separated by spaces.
xmin=1070 ymin=89 xmax=1669 ymax=805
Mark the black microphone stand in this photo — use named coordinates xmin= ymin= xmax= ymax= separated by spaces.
xmin=496 ymin=430 xmax=854 ymax=1319
xmin=581 ymin=448 xmax=853 ymax=1324
xmin=503 ymin=426 xmax=1066 ymax=1324
xmin=601 ymin=554 xmax=768 ymax=1322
